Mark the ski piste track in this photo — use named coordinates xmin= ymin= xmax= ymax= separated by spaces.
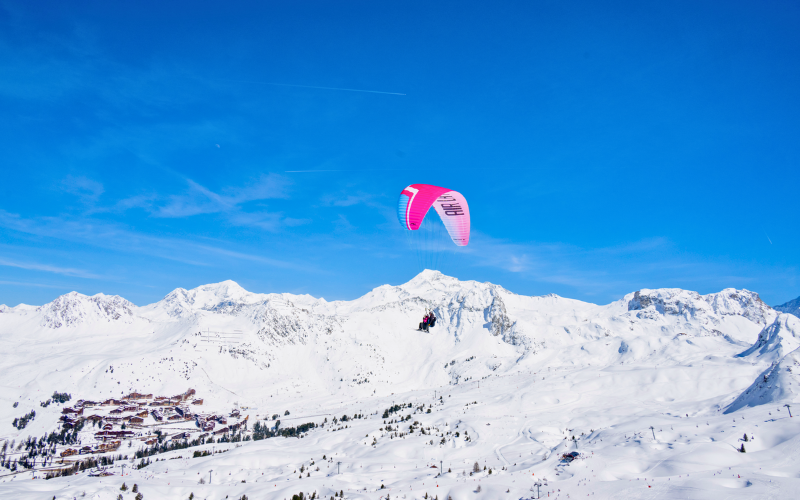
xmin=1 ymin=271 xmax=799 ymax=499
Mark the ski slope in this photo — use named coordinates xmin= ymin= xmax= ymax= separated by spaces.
xmin=1 ymin=270 xmax=798 ymax=499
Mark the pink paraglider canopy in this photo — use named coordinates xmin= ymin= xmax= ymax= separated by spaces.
xmin=397 ymin=184 xmax=470 ymax=246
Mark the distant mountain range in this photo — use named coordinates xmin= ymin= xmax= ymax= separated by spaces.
xmin=774 ymin=296 xmax=800 ymax=318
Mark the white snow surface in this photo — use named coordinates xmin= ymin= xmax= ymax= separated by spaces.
xmin=1 ymin=270 xmax=799 ymax=499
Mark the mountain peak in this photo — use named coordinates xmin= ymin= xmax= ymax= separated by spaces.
xmin=193 ymin=279 xmax=249 ymax=296
xmin=145 ymin=279 xmax=264 ymax=319
xmin=411 ymin=269 xmax=448 ymax=281
xmin=37 ymin=291 xmax=135 ymax=328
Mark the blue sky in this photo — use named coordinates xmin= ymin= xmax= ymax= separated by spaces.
xmin=1 ymin=0 xmax=798 ymax=307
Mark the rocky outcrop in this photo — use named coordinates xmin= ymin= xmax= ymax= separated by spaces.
xmin=627 ymin=288 xmax=772 ymax=325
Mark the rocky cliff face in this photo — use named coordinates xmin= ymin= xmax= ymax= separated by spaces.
xmin=627 ymin=288 xmax=773 ymax=325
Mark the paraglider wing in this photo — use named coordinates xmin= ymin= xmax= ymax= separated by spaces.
xmin=398 ymin=184 xmax=470 ymax=246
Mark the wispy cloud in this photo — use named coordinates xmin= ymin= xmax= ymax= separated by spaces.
xmin=325 ymin=193 xmax=377 ymax=207
xmin=0 ymin=280 xmax=70 ymax=290
xmin=153 ymin=175 xmax=287 ymax=217
xmin=191 ymin=243 xmax=323 ymax=272
xmin=61 ymin=175 xmax=105 ymax=204
xmin=0 ymin=209 xmax=319 ymax=273
xmin=333 ymin=214 xmax=354 ymax=231
xmin=462 ymin=233 xmax=692 ymax=297
xmin=114 ymin=174 xmax=301 ymax=230
xmin=0 ymin=256 xmax=103 ymax=279
xmin=460 ymin=232 xmax=798 ymax=300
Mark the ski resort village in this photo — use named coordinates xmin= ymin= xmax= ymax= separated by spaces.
xmin=1 ymin=272 xmax=799 ymax=500
xmin=34 ymin=387 xmax=250 ymax=467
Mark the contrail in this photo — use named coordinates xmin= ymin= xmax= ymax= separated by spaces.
xmin=285 ymin=170 xmax=346 ymax=173
xmin=764 ymin=230 xmax=772 ymax=244
xmin=212 ymin=78 xmax=405 ymax=96
xmin=285 ymin=169 xmax=407 ymax=173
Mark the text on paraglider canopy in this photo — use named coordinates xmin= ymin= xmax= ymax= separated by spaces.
xmin=437 ymin=195 xmax=464 ymax=216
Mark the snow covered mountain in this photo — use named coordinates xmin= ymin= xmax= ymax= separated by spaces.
xmin=1 ymin=271 xmax=798 ymax=499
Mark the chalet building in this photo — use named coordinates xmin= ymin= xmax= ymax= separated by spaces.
xmin=192 ymin=399 xmax=204 ymax=405
xmin=145 ymin=438 xmax=157 ymax=445
xmin=136 ymin=410 xmax=148 ymax=418
xmin=124 ymin=392 xmax=153 ymax=400
xmin=168 ymin=414 xmax=182 ymax=421
xmin=79 ymin=446 xmax=93 ymax=454
xmin=217 ymin=416 xmax=227 ymax=425
xmin=94 ymin=430 xmax=134 ymax=441
xmin=129 ymin=416 xmax=144 ymax=424
xmin=103 ymin=423 xmax=113 ymax=431
xmin=171 ymin=432 xmax=191 ymax=440
xmin=60 ymin=448 xmax=78 ymax=457
xmin=230 ymin=409 xmax=240 ymax=417
xmin=105 ymin=416 xmax=123 ymax=423
xmin=163 ymin=388 xmax=197 ymax=403
xmin=86 ymin=415 xmax=104 ymax=422
xmin=151 ymin=410 xmax=164 ymax=421
xmin=109 ymin=408 xmax=125 ymax=415
xmin=202 ymin=421 xmax=215 ymax=432
xmin=61 ymin=407 xmax=83 ymax=415
xmin=213 ymin=426 xmax=229 ymax=435
xmin=97 ymin=441 xmax=121 ymax=452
